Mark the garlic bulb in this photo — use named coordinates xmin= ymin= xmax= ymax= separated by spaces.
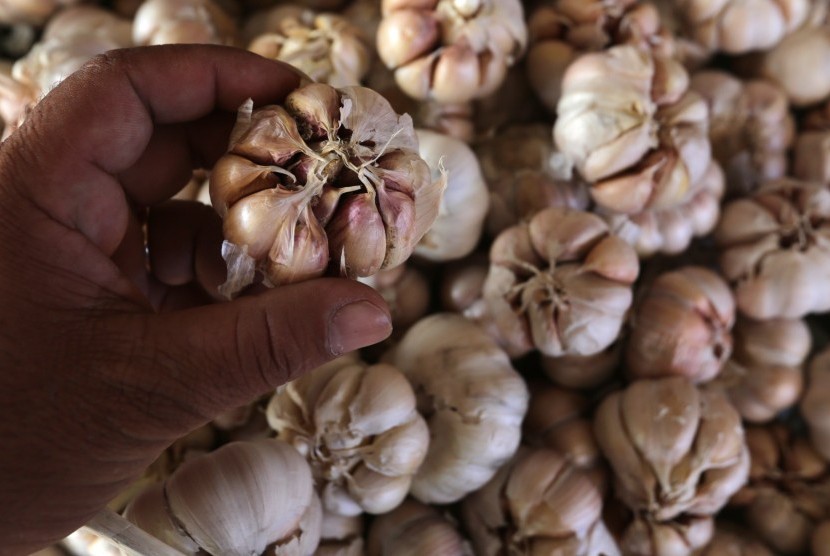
xmin=595 ymin=377 xmax=749 ymax=522
xmin=758 ymin=19 xmax=830 ymax=107
xmin=621 ymin=515 xmax=714 ymax=556
xmin=358 ymin=264 xmax=430 ymax=330
xmin=124 ymin=439 xmax=321 ymax=556
xmin=367 ymin=498 xmax=473 ymax=556
xmin=247 ymin=6 xmax=370 ymax=87
xmin=480 ymin=207 xmax=639 ymax=358
xmin=554 ymin=45 xmax=711 ymax=215
xmin=0 ymin=0 xmax=78 ymax=26
xmin=388 ymin=313 xmax=528 ymax=504
xmin=674 ymin=0 xmax=810 ymax=55
xmin=209 ymin=83 xmax=444 ymax=296
xmin=625 ymin=266 xmax=734 ymax=384
xmin=540 ymin=340 xmax=621 ymax=390
xmin=689 ymin=71 xmax=793 ymax=197
xmin=698 ymin=527 xmax=774 ymax=556
xmin=461 ymin=447 xmax=619 ymax=556
xmin=802 ymin=346 xmax=830 ymax=461
xmin=440 ymin=255 xmax=488 ymax=313
xmin=714 ymin=317 xmax=809 ymax=423
xmin=266 ymin=355 xmax=429 ymax=516
xmin=413 ymin=129 xmax=488 ymax=261
xmin=475 ymin=124 xmax=590 ymax=237
xmin=376 ymin=0 xmax=527 ymax=103
xmin=133 ymin=0 xmax=237 ymax=46
xmin=715 ymin=178 xmax=830 ymax=319
xmin=316 ymin=510 xmax=364 ymax=556
xmin=603 ymin=159 xmax=724 ymax=257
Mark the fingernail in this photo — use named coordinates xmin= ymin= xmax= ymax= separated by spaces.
xmin=329 ymin=301 xmax=392 ymax=355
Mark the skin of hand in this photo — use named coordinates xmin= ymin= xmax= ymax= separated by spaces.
xmin=0 ymin=44 xmax=393 ymax=555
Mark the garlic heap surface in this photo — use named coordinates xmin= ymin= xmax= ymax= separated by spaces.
xmin=625 ymin=266 xmax=735 ymax=384
xmin=689 ymin=70 xmax=794 ymax=197
xmin=123 ymin=439 xmax=322 ymax=556
xmin=714 ymin=316 xmax=809 ymax=423
xmin=375 ymin=0 xmax=527 ymax=103
xmin=697 ymin=527 xmax=774 ymax=556
xmin=358 ymin=264 xmax=430 ymax=330
xmin=540 ymin=339 xmax=622 ymax=390
xmin=209 ymin=83 xmax=445 ymax=297
xmin=247 ymin=6 xmax=371 ymax=87
xmin=731 ymin=424 xmax=830 ymax=555
xmin=367 ymin=498 xmax=473 ymax=556
xmin=801 ymin=345 xmax=830 ymax=461
xmin=795 ymin=99 xmax=830 ymax=184
xmin=0 ymin=0 xmax=78 ymax=26
xmin=461 ymin=447 xmax=620 ymax=556
xmin=622 ymin=513 xmax=715 ymax=556
xmin=316 ymin=510 xmax=364 ymax=556
xmin=554 ymin=44 xmax=711 ymax=216
xmin=388 ymin=313 xmax=529 ymax=503
xmin=265 ymin=355 xmax=429 ymax=516
xmin=715 ymin=178 xmax=830 ymax=320
xmin=479 ymin=207 xmax=639 ymax=358
xmin=132 ymin=0 xmax=237 ymax=45
xmin=674 ymin=0 xmax=810 ymax=55
xmin=594 ymin=377 xmax=750 ymax=550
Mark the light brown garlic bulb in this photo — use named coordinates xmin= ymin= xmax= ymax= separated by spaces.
xmin=626 ymin=266 xmax=735 ymax=384
xmin=480 ymin=207 xmax=639 ymax=358
xmin=714 ymin=317 xmax=809 ymax=423
xmin=440 ymin=254 xmax=488 ymax=312
xmin=413 ymin=129 xmax=488 ymax=261
xmin=554 ymin=45 xmax=711 ymax=215
xmin=540 ymin=340 xmax=622 ymax=389
xmin=621 ymin=515 xmax=714 ymax=556
xmin=388 ymin=313 xmax=529 ymax=504
xmin=133 ymin=0 xmax=237 ymax=46
xmin=358 ymin=264 xmax=430 ymax=330
xmin=689 ymin=71 xmax=793 ymax=197
xmin=475 ymin=124 xmax=590 ymax=237
xmin=316 ymin=509 xmax=364 ymax=556
xmin=461 ymin=447 xmax=620 ymax=556
xmin=209 ymin=83 xmax=444 ymax=297
xmin=367 ymin=498 xmax=472 ymax=556
xmin=802 ymin=346 xmax=830 ymax=461
xmin=0 ymin=0 xmax=78 ymax=26
xmin=696 ymin=527 xmax=774 ymax=556
xmin=604 ymin=159 xmax=724 ymax=257
xmin=759 ymin=22 xmax=830 ymax=107
xmin=715 ymin=178 xmax=830 ymax=320
xmin=674 ymin=0 xmax=810 ymax=54
xmin=266 ymin=356 xmax=429 ymax=516
xmin=247 ymin=6 xmax=370 ymax=87
xmin=124 ymin=440 xmax=322 ymax=556
xmin=595 ymin=378 xmax=750 ymax=522
xmin=375 ymin=0 xmax=527 ymax=103
xmin=526 ymin=0 xmax=677 ymax=113
xmin=814 ymin=521 xmax=830 ymax=556
xmin=733 ymin=425 xmax=830 ymax=555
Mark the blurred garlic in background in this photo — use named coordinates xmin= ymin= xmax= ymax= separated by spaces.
xmin=367 ymin=498 xmax=472 ymax=556
xmin=696 ymin=526 xmax=774 ymax=556
xmin=359 ymin=264 xmax=431 ymax=331
xmin=132 ymin=0 xmax=237 ymax=45
xmin=802 ymin=345 xmax=830 ymax=461
xmin=621 ymin=514 xmax=714 ymax=556
xmin=316 ymin=508 xmax=364 ymax=556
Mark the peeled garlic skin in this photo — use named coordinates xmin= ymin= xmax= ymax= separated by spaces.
xmin=210 ymin=84 xmax=443 ymax=296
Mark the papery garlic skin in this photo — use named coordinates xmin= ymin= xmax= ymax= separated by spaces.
xmin=462 ymin=447 xmax=619 ymax=556
xmin=480 ymin=207 xmax=639 ymax=358
xmin=604 ymin=160 xmax=724 ymax=257
xmin=124 ymin=440 xmax=321 ymax=556
xmin=413 ymin=129 xmax=487 ymax=261
xmin=714 ymin=317 xmax=809 ymax=423
xmin=715 ymin=178 xmax=830 ymax=320
xmin=802 ymin=346 xmax=830 ymax=461
xmin=133 ymin=0 xmax=237 ymax=46
xmin=689 ymin=71 xmax=793 ymax=196
xmin=759 ymin=22 xmax=830 ymax=107
xmin=247 ymin=6 xmax=370 ymax=87
xmin=367 ymin=498 xmax=473 ymax=556
xmin=476 ymin=124 xmax=590 ymax=237
xmin=626 ymin=266 xmax=734 ymax=384
xmin=376 ymin=0 xmax=527 ymax=103
xmin=554 ymin=45 xmax=711 ymax=215
xmin=595 ymin=378 xmax=749 ymax=522
xmin=209 ymin=83 xmax=444 ymax=296
xmin=266 ymin=356 xmax=429 ymax=516
xmin=388 ymin=313 xmax=528 ymax=504
xmin=675 ymin=0 xmax=810 ymax=55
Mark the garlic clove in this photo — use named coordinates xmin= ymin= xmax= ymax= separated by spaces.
xmin=326 ymin=194 xmax=387 ymax=278
xmin=375 ymin=10 xmax=438 ymax=69
xmin=285 ymin=83 xmax=341 ymax=141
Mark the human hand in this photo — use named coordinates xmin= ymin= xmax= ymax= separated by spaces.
xmin=0 ymin=44 xmax=392 ymax=555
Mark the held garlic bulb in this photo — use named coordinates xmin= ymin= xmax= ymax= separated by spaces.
xmin=554 ymin=45 xmax=711 ymax=215
xmin=479 ymin=207 xmax=639 ymax=358
xmin=266 ymin=355 xmax=429 ymax=516
xmin=413 ymin=129 xmax=488 ymax=261
xmin=376 ymin=0 xmax=527 ymax=103
xmin=388 ymin=313 xmax=529 ymax=504
xmin=209 ymin=83 xmax=445 ymax=297
xmin=123 ymin=440 xmax=322 ymax=556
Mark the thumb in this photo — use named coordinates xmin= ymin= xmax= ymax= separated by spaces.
xmin=116 ymin=278 xmax=391 ymax=436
